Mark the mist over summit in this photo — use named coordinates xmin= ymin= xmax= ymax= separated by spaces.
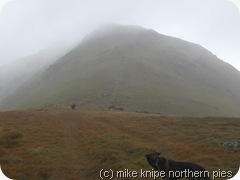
xmin=0 ymin=0 xmax=240 ymax=70
xmin=1 ymin=24 xmax=240 ymax=116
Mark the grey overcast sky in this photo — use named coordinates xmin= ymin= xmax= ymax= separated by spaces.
xmin=0 ymin=0 xmax=240 ymax=70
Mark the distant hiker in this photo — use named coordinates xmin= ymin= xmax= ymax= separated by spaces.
xmin=71 ymin=103 xmax=76 ymax=110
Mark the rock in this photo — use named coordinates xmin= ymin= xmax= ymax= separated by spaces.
xmin=108 ymin=105 xmax=116 ymax=109
xmin=135 ymin=110 xmax=149 ymax=114
xmin=108 ymin=105 xmax=124 ymax=111
xmin=222 ymin=141 xmax=239 ymax=150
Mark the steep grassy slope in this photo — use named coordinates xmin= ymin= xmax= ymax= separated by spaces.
xmin=1 ymin=25 xmax=240 ymax=116
xmin=0 ymin=107 xmax=239 ymax=179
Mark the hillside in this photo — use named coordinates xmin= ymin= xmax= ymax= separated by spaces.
xmin=0 ymin=43 xmax=73 ymax=102
xmin=0 ymin=107 xmax=239 ymax=179
xmin=1 ymin=24 xmax=240 ymax=116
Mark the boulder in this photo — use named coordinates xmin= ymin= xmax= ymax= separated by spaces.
xmin=222 ymin=141 xmax=239 ymax=150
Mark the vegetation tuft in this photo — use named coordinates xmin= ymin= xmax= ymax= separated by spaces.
xmin=0 ymin=131 xmax=23 ymax=148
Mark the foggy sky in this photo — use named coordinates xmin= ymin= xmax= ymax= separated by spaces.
xmin=0 ymin=0 xmax=240 ymax=70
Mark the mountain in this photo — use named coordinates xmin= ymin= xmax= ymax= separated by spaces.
xmin=1 ymin=24 xmax=240 ymax=116
xmin=0 ymin=43 xmax=73 ymax=102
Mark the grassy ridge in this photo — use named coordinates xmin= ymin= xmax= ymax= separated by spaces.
xmin=0 ymin=107 xmax=239 ymax=179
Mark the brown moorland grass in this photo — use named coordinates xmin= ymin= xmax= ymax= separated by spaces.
xmin=0 ymin=106 xmax=239 ymax=180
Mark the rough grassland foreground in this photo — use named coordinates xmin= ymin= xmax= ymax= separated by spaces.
xmin=0 ymin=107 xmax=239 ymax=179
